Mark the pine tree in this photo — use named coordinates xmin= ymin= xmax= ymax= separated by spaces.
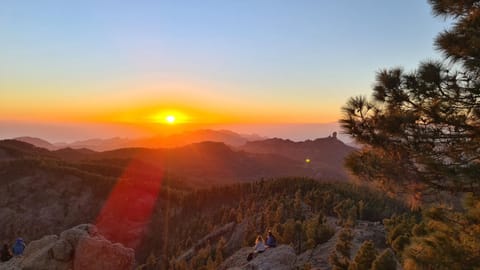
xmin=383 ymin=213 xmax=416 ymax=256
xmin=403 ymin=195 xmax=480 ymax=269
xmin=275 ymin=203 xmax=286 ymax=224
xmin=372 ymin=249 xmax=396 ymax=270
xmin=429 ymin=0 xmax=480 ymax=71
xmin=145 ymin=252 xmax=157 ymax=270
xmin=334 ymin=199 xmax=356 ymax=226
xmin=214 ymin=237 xmax=226 ymax=266
xmin=305 ymin=216 xmax=319 ymax=249
xmin=206 ymin=256 xmax=215 ymax=270
xmin=348 ymin=240 xmax=377 ymax=270
xmin=294 ymin=220 xmax=304 ymax=253
xmin=357 ymin=200 xmax=365 ymax=220
xmin=282 ymin=219 xmax=296 ymax=245
xmin=329 ymin=228 xmax=353 ymax=270
xmin=341 ymin=0 xmax=480 ymax=201
xmin=294 ymin=189 xmax=303 ymax=220
xmin=305 ymin=214 xmax=334 ymax=249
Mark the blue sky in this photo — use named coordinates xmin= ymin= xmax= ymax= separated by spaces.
xmin=0 ymin=0 xmax=450 ymax=140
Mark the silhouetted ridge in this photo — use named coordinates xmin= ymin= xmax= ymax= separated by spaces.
xmin=0 ymin=139 xmax=53 ymax=159
xmin=239 ymin=136 xmax=355 ymax=180
xmin=14 ymin=136 xmax=56 ymax=150
xmin=11 ymin=129 xmax=268 ymax=151
xmin=53 ymin=147 xmax=97 ymax=161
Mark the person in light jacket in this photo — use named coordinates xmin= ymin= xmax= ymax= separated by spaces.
xmin=254 ymin=235 xmax=266 ymax=253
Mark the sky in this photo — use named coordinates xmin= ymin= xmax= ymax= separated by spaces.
xmin=0 ymin=0 xmax=449 ymax=141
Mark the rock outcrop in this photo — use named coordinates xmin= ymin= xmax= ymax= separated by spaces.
xmin=0 ymin=224 xmax=135 ymax=270
xmin=219 ymin=245 xmax=297 ymax=270
xmin=177 ymin=222 xmax=236 ymax=262
xmin=219 ymin=219 xmax=388 ymax=270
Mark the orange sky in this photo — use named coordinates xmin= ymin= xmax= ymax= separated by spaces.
xmin=0 ymin=79 xmax=342 ymax=126
xmin=0 ymin=1 xmax=447 ymax=141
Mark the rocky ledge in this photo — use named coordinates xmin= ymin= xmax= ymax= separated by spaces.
xmin=219 ymin=245 xmax=297 ymax=270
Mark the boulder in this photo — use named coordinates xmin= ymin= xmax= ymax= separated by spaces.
xmin=20 ymin=234 xmax=68 ymax=270
xmin=59 ymin=224 xmax=95 ymax=247
xmin=0 ymin=224 xmax=135 ymax=270
xmin=73 ymin=237 xmax=135 ymax=270
xmin=51 ymin=239 xmax=73 ymax=261
xmin=0 ymin=257 xmax=23 ymax=270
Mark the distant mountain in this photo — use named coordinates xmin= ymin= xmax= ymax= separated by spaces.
xmin=0 ymin=140 xmax=299 ymax=184
xmin=11 ymin=129 xmax=268 ymax=151
xmin=65 ymin=137 xmax=133 ymax=151
xmin=52 ymin=147 xmax=98 ymax=161
xmin=135 ymin=129 xmax=267 ymax=149
xmin=2 ymin=131 xmax=355 ymax=181
xmin=0 ymin=134 xmax=353 ymax=184
xmin=14 ymin=136 xmax=57 ymax=150
xmin=0 ymin=139 xmax=53 ymax=160
xmin=238 ymin=135 xmax=355 ymax=180
xmin=79 ymin=141 xmax=312 ymax=184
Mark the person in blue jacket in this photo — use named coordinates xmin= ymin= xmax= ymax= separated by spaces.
xmin=12 ymin=238 xmax=26 ymax=256
xmin=265 ymin=230 xmax=277 ymax=248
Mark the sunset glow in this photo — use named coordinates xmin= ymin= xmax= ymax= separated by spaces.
xmin=0 ymin=1 xmax=467 ymax=268
xmin=0 ymin=1 xmax=447 ymax=142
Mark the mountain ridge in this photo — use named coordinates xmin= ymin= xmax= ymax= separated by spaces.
xmin=239 ymin=135 xmax=355 ymax=180
xmin=3 ymin=133 xmax=354 ymax=183
xmin=13 ymin=129 xmax=269 ymax=151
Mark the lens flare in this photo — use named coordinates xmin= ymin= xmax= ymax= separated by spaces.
xmin=95 ymin=158 xmax=164 ymax=248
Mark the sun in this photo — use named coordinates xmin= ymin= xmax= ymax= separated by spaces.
xmin=166 ymin=115 xmax=176 ymax=124
xmin=151 ymin=110 xmax=188 ymax=124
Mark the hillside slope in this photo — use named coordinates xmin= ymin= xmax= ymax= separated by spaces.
xmin=239 ymin=136 xmax=355 ymax=180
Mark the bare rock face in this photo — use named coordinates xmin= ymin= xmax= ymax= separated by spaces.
xmin=219 ymin=245 xmax=297 ymax=270
xmin=51 ymin=239 xmax=73 ymax=261
xmin=21 ymin=234 xmax=69 ymax=270
xmin=295 ymin=219 xmax=387 ymax=270
xmin=0 ymin=224 xmax=135 ymax=270
xmin=74 ymin=237 xmax=135 ymax=270
xmin=225 ymin=221 xmax=248 ymax=255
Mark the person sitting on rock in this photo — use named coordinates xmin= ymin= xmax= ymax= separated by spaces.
xmin=247 ymin=235 xmax=267 ymax=261
xmin=12 ymin=238 xmax=26 ymax=256
xmin=254 ymin=235 xmax=266 ymax=254
xmin=265 ymin=230 xmax=277 ymax=248
xmin=1 ymin=243 xmax=12 ymax=261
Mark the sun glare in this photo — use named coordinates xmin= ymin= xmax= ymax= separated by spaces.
xmin=166 ymin=115 xmax=175 ymax=124
xmin=151 ymin=110 xmax=188 ymax=125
